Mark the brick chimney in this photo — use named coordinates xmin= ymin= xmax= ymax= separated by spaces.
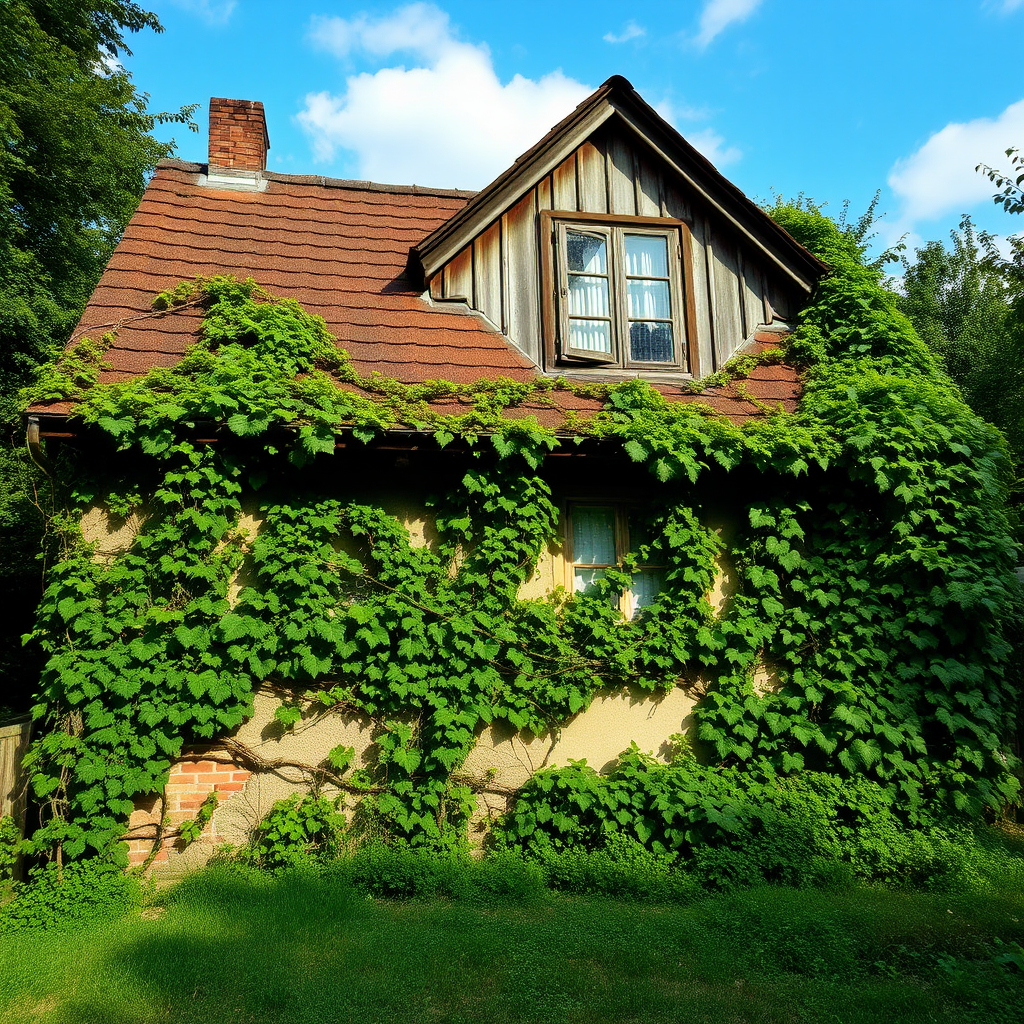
xmin=208 ymin=98 xmax=270 ymax=173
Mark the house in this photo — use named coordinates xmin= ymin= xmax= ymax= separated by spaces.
xmin=26 ymin=78 xmax=831 ymax=869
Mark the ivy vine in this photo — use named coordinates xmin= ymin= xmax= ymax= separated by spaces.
xmin=20 ymin=207 xmax=1021 ymax=864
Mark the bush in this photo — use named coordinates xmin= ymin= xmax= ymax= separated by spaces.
xmin=0 ymin=815 xmax=21 ymax=883
xmin=237 ymin=794 xmax=345 ymax=871
xmin=495 ymin=754 xmax=1024 ymax=893
xmin=531 ymin=832 xmax=698 ymax=902
xmin=341 ymin=843 xmax=471 ymax=900
xmin=338 ymin=844 xmax=546 ymax=904
xmin=0 ymin=859 xmax=143 ymax=931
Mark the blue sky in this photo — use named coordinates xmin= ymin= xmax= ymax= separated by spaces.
xmin=123 ymin=1 xmax=1024 ymax=257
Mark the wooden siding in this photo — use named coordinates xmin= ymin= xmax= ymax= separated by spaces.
xmin=437 ymin=124 xmax=807 ymax=375
xmin=0 ymin=718 xmax=30 ymax=820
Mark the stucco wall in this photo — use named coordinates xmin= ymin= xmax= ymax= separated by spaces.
xmin=126 ymin=681 xmax=702 ymax=871
xmin=83 ymin=492 xmax=747 ymax=871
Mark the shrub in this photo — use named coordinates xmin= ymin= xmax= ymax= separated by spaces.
xmin=0 ymin=859 xmax=143 ymax=931
xmin=342 ymin=843 xmax=472 ymax=900
xmin=0 ymin=815 xmax=21 ymax=883
xmin=237 ymin=794 xmax=345 ymax=871
xmin=495 ymin=752 xmax=1024 ymax=892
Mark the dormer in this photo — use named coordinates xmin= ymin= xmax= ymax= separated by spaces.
xmin=412 ymin=76 xmax=825 ymax=380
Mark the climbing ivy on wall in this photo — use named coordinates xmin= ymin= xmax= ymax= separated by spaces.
xmin=20 ymin=208 xmax=1022 ymax=864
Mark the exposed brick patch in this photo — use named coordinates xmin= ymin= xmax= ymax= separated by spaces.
xmin=125 ymin=750 xmax=252 ymax=868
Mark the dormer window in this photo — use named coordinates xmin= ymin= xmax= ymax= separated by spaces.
xmin=542 ymin=212 xmax=694 ymax=374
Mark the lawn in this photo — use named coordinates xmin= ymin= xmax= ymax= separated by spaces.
xmin=1 ymin=863 xmax=1022 ymax=1024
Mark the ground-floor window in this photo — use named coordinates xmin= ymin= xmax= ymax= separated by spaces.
xmin=566 ymin=503 xmax=664 ymax=618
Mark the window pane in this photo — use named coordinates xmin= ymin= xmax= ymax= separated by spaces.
xmin=573 ymin=567 xmax=605 ymax=594
xmin=627 ymin=514 xmax=654 ymax=557
xmin=629 ymin=322 xmax=674 ymax=362
xmin=567 ymin=231 xmax=607 ymax=274
xmin=624 ymin=234 xmax=668 ymax=277
xmin=572 ymin=506 xmax=617 ymax=565
xmin=574 ymin=569 xmax=620 ymax=609
xmin=631 ymin=569 xmax=664 ymax=611
xmin=627 ymin=279 xmax=671 ymax=320
xmin=568 ymin=275 xmax=610 ymax=317
xmin=569 ymin=319 xmax=612 ymax=354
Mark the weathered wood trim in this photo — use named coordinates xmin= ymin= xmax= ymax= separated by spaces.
xmin=545 ymin=210 xmax=685 ymax=228
xmin=680 ymin=221 xmax=700 ymax=377
xmin=612 ymin=112 xmax=821 ymax=293
xmin=703 ymin=218 xmax=719 ymax=371
xmin=540 ymin=210 xmax=558 ymax=371
xmin=417 ymin=103 xmax=616 ymax=276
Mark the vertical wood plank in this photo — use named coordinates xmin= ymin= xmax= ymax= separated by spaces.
xmin=500 ymin=216 xmax=509 ymax=333
xmin=536 ymin=175 xmax=553 ymax=212
xmin=428 ymin=273 xmax=444 ymax=301
xmin=0 ymin=719 xmax=31 ymax=819
xmin=443 ymin=246 xmax=473 ymax=300
xmin=635 ymin=155 xmax=662 ymax=217
xmin=503 ymin=190 xmax=541 ymax=363
xmin=680 ymin=224 xmax=700 ymax=376
xmin=473 ymin=221 xmax=503 ymax=329
xmin=735 ymin=249 xmax=748 ymax=339
xmin=576 ymin=139 xmax=608 ymax=214
xmin=764 ymin=271 xmax=796 ymax=322
xmin=688 ymin=216 xmax=715 ymax=375
xmin=551 ymin=154 xmax=577 ymax=211
xmin=661 ymin=181 xmax=691 ymax=224
xmin=710 ymin=229 xmax=745 ymax=366
xmin=605 ymin=133 xmax=637 ymax=216
xmin=741 ymin=254 xmax=766 ymax=335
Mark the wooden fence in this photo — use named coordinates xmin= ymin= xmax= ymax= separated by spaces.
xmin=1 ymin=717 xmax=32 ymax=851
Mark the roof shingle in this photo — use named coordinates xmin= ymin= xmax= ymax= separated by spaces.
xmin=31 ymin=162 xmax=802 ymax=428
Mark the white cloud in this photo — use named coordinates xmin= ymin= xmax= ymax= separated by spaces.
xmin=687 ymin=128 xmax=742 ymax=168
xmin=298 ymin=4 xmax=590 ymax=189
xmin=887 ymin=97 xmax=1024 ymax=226
xmin=694 ymin=0 xmax=763 ymax=48
xmin=603 ymin=21 xmax=645 ymax=44
xmin=653 ymin=98 xmax=713 ymax=126
xmin=308 ymin=3 xmax=453 ymax=61
xmin=992 ymin=0 xmax=1024 ymax=12
xmin=170 ymin=0 xmax=236 ymax=26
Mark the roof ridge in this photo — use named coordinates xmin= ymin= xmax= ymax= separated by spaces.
xmin=155 ymin=159 xmax=477 ymax=200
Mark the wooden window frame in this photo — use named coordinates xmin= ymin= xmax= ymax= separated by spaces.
xmin=541 ymin=210 xmax=700 ymax=377
xmin=563 ymin=502 xmax=665 ymax=620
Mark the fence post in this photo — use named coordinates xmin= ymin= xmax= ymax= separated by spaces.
xmin=1 ymin=717 xmax=33 ymax=881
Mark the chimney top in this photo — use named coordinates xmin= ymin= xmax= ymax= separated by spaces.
xmin=208 ymin=98 xmax=270 ymax=174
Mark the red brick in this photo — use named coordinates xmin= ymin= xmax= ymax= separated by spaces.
xmin=175 ymin=797 xmax=209 ymax=811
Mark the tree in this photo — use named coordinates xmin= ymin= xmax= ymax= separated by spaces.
xmin=0 ymin=1 xmax=195 ymax=717
xmin=978 ymin=147 xmax=1024 ymax=217
xmin=897 ymin=216 xmax=1024 ymax=465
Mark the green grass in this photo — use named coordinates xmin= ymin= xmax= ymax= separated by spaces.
xmin=1 ymin=863 xmax=1022 ymax=1023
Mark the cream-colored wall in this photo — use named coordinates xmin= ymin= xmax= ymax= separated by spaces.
xmin=85 ymin=494 xmax=761 ymax=867
xmin=80 ymin=504 xmax=145 ymax=562
xmin=187 ymin=681 xmax=698 ymax=864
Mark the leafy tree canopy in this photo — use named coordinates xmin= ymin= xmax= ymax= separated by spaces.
xmin=897 ymin=216 xmax=1024 ymax=470
xmin=0 ymin=1 xmax=195 ymax=716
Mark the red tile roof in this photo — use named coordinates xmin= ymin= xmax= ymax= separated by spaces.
xmin=30 ymin=161 xmax=802 ymax=429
